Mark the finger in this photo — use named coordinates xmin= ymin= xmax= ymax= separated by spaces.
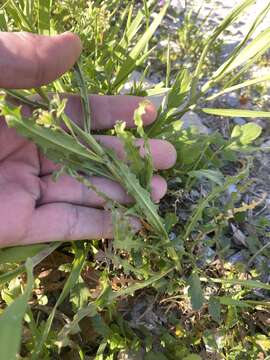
xmin=95 ymin=136 xmax=177 ymax=170
xmin=40 ymin=137 xmax=177 ymax=175
xmin=65 ymin=95 xmax=157 ymax=130
xmin=39 ymin=174 xmax=167 ymax=207
xmin=23 ymin=204 xmax=141 ymax=244
xmin=25 ymin=94 xmax=157 ymax=130
xmin=0 ymin=32 xmax=82 ymax=89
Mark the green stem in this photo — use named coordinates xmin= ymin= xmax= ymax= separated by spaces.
xmin=34 ymin=87 xmax=50 ymax=105
xmin=73 ymin=62 xmax=91 ymax=133
xmin=4 ymin=89 xmax=47 ymax=109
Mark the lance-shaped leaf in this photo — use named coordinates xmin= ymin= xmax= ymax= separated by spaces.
xmin=202 ymin=108 xmax=270 ymax=118
xmin=188 ymin=271 xmax=204 ymax=310
xmin=0 ymin=259 xmax=34 ymax=360
xmin=211 ymin=27 xmax=270 ymax=81
xmin=38 ymin=0 xmax=52 ymax=35
xmin=113 ymin=1 xmax=169 ymax=89
xmin=206 ymin=74 xmax=270 ymax=101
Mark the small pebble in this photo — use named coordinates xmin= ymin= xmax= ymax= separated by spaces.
xmin=261 ymin=140 xmax=270 ymax=149
xmin=227 ymin=251 xmax=245 ymax=264
xmin=225 ymin=92 xmax=239 ymax=107
xmin=233 ymin=117 xmax=246 ymax=125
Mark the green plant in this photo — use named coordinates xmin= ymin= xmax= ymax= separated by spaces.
xmin=0 ymin=0 xmax=270 ymax=359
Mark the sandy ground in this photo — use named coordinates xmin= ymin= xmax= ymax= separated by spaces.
xmin=194 ymin=0 xmax=270 ymax=37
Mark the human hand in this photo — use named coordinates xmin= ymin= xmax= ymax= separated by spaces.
xmin=0 ymin=32 xmax=176 ymax=247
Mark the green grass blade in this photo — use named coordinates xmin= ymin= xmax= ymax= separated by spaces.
xmin=33 ymin=244 xmax=88 ymax=358
xmin=0 ymin=244 xmax=47 ymax=263
xmin=25 ymin=0 xmax=35 ymax=21
xmin=0 ymin=242 xmax=59 ymax=285
xmin=202 ymin=108 xmax=270 ymax=118
xmin=211 ymin=28 xmax=270 ymax=81
xmin=0 ymin=10 xmax=7 ymax=30
xmin=6 ymin=0 xmax=34 ymax=31
xmin=203 ymin=277 xmax=270 ymax=291
xmin=236 ymin=1 xmax=270 ymax=51
xmin=188 ymin=271 xmax=204 ymax=310
xmin=73 ymin=62 xmax=91 ymax=133
xmin=203 ymin=1 xmax=270 ymax=91
xmin=224 ymin=48 xmax=270 ymax=89
xmin=113 ymin=1 xmax=169 ymax=89
xmin=219 ymin=296 xmax=252 ymax=308
xmin=118 ymin=5 xmax=144 ymax=49
xmin=4 ymin=89 xmax=47 ymax=109
xmin=190 ymin=0 xmax=255 ymax=101
xmin=38 ymin=0 xmax=52 ymax=34
xmin=0 ymin=259 xmax=34 ymax=360
xmin=165 ymin=36 xmax=171 ymax=89
xmin=115 ymin=46 xmax=156 ymax=93
xmin=0 ymin=1 xmax=11 ymax=10
xmin=110 ymin=267 xmax=174 ymax=299
xmin=206 ymin=74 xmax=270 ymax=101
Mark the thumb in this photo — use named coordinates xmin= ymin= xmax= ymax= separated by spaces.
xmin=0 ymin=32 xmax=82 ymax=89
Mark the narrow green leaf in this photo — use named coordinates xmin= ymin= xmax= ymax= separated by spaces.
xmin=118 ymin=5 xmax=144 ymax=48
xmin=202 ymin=277 xmax=270 ymax=291
xmin=128 ymin=1 xmax=166 ymax=59
xmin=6 ymin=1 xmax=34 ymax=31
xmin=73 ymin=62 xmax=91 ymax=133
xmin=0 ymin=259 xmax=34 ymax=360
xmin=188 ymin=271 xmax=204 ymax=310
xmin=0 ymin=102 xmax=102 ymax=168
xmin=38 ymin=0 xmax=52 ymax=34
xmin=190 ymin=0 xmax=255 ymax=100
xmin=0 ymin=242 xmax=59 ymax=285
xmin=212 ymin=28 xmax=270 ymax=80
xmin=0 ymin=244 xmax=47 ymax=264
xmin=4 ymin=89 xmax=47 ymax=109
xmin=0 ymin=10 xmax=7 ymax=30
xmin=203 ymin=108 xmax=270 ymax=118
xmin=219 ymin=296 xmax=251 ymax=308
xmin=113 ymin=2 xmax=169 ymax=89
xmin=33 ymin=244 xmax=88 ymax=358
xmin=203 ymin=1 xmax=270 ymax=92
xmin=206 ymin=74 xmax=270 ymax=101
xmin=208 ymin=297 xmax=221 ymax=323
xmin=0 ymin=1 xmax=10 ymax=10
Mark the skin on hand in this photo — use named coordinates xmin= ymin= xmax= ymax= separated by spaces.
xmin=0 ymin=32 xmax=177 ymax=247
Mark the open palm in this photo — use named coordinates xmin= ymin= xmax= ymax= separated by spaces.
xmin=0 ymin=32 xmax=176 ymax=247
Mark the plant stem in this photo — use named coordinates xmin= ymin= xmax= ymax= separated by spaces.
xmin=73 ymin=62 xmax=92 ymax=133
